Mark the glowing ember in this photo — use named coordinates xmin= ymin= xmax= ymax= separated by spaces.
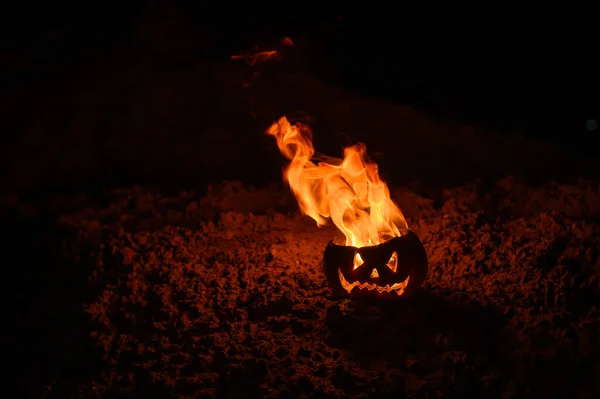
xmin=280 ymin=37 xmax=295 ymax=47
xmin=266 ymin=116 xmax=409 ymax=254
xmin=230 ymin=37 xmax=294 ymax=67
xmin=230 ymin=50 xmax=278 ymax=67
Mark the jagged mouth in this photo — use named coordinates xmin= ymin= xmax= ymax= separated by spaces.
xmin=338 ymin=269 xmax=410 ymax=295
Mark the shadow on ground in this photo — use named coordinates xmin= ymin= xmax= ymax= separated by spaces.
xmin=326 ymin=291 xmax=517 ymax=396
xmin=7 ymin=212 xmax=103 ymax=397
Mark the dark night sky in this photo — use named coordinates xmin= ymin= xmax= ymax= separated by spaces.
xmin=2 ymin=4 xmax=598 ymax=155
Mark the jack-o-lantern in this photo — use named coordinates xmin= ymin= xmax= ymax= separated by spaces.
xmin=323 ymin=231 xmax=428 ymax=298
xmin=265 ymin=116 xmax=428 ymax=299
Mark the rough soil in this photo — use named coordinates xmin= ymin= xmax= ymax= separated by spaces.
xmin=20 ymin=177 xmax=599 ymax=398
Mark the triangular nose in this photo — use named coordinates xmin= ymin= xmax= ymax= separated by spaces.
xmin=370 ymin=269 xmax=380 ymax=278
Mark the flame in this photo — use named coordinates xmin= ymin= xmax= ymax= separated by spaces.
xmin=266 ymin=116 xmax=408 ymax=248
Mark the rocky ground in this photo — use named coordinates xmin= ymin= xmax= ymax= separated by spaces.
xmin=10 ymin=176 xmax=600 ymax=398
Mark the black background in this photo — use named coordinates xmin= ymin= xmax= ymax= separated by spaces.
xmin=2 ymin=3 xmax=598 ymax=191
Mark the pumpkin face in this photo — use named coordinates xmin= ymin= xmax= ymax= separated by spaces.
xmin=323 ymin=231 xmax=428 ymax=298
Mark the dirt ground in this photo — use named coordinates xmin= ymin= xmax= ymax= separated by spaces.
xmin=9 ymin=175 xmax=596 ymax=398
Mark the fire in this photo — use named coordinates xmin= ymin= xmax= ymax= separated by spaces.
xmin=266 ymin=116 xmax=408 ymax=249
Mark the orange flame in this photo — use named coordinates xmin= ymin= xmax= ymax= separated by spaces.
xmin=266 ymin=116 xmax=408 ymax=248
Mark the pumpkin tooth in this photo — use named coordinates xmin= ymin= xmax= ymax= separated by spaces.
xmin=338 ymin=270 xmax=410 ymax=295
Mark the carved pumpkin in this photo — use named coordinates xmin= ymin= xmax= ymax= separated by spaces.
xmin=323 ymin=231 xmax=428 ymax=298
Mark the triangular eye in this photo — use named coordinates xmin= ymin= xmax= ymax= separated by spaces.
xmin=353 ymin=253 xmax=364 ymax=270
xmin=386 ymin=251 xmax=398 ymax=272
